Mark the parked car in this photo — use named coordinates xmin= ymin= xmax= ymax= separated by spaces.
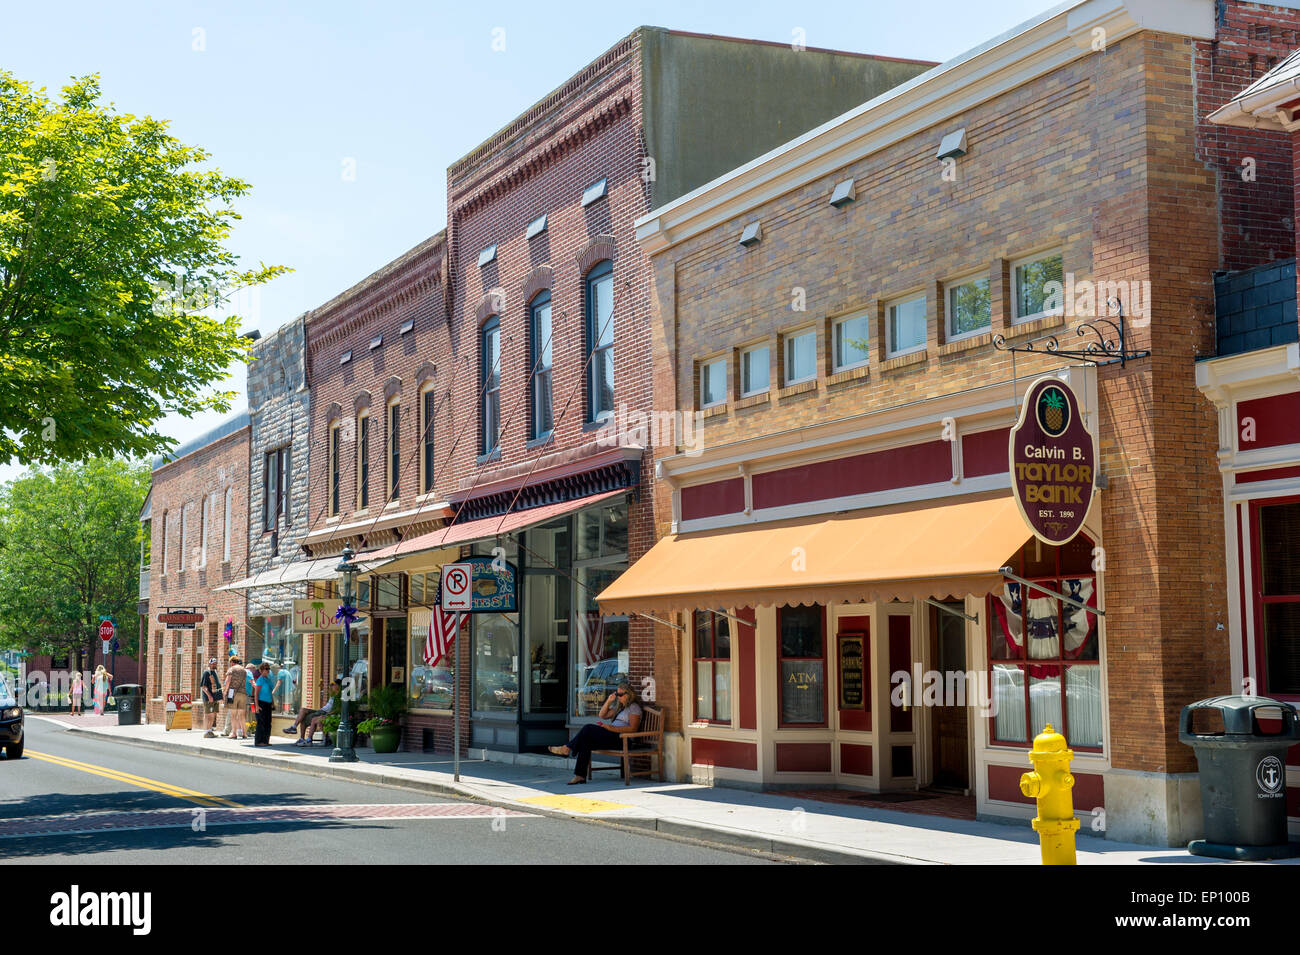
xmin=577 ymin=659 xmax=626 ymax=714
xmin=0 ymin=673 xmax=24 ymax=759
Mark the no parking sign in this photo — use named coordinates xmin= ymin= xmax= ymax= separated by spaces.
xmin=441 ymin=563 xmax=472 ymax=611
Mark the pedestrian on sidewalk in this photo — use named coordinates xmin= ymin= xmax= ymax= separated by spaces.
xmin=549 ymin=681 xmax=643 ymax=785
xmin=223 ymin=658 xmax=248 ymax=740
xmin=91 ymin=665 xmax=113 ymax=716
xmin=199 ymin=658 xmax=222 ymax=738
xmin=253 ymin=662 xmax=274 ymax=746
xmin=69 ymin=671 xmax=83 ymax=716
xmin=284 ymin=680 xmax=340 ymax=745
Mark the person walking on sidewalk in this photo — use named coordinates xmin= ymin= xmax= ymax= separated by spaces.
xmin=69 ymin=671 xmax=83 ymax=716
xmin=199 ymin=658 xmax=223 ymax=738
xmin=223 ymin=658 xmax=248 ymax=740
xmin=252 ymin=662 xmax=274 ymax=746
xmin=549 ymin=681 xmax=642 ymax=785
xmin=91 ymin=665 xmax=113 ymax=716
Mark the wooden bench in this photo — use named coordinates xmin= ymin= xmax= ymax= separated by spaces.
xmin=587 ymin=705 xmax=665 ymax=785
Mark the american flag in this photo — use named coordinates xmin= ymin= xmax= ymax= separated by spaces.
xmin=580 ymin=612 xmax=604 ymax=665
xmin=425 ymin=609 xmax=466 ymax=668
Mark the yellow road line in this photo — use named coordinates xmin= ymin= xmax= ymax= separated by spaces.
xmin=519 ymin=794 xmax=634 ymax=814
xmin=27 ymin=751 xmax=243 ymax=808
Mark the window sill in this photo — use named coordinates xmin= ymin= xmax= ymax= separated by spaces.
xmin=826 ymin=364 xmax=870 ymax=387
xmin=699 ymin=404 xmax=728 ymax=419
xmin=582 ymin=417 xmax=614 ymax=433
xmin=475 ymin=449 xmax=502 ymax=466
xmin=1004 ymin=313 xmax=1065 ymax=339
xmin=384 ymin=499 xmax=402 ymax=510
xmin=525 ymin=432 xmax=554 ymax=450
xmin=735 ymin=392 xmax=770 ymax=410
xmin=938 ymin=331 xmax=994 ymax=356
xmin=777 ymin=379 xmax=818 ymax=400
xmin=881 ymin=349 xmax=929 ymax=371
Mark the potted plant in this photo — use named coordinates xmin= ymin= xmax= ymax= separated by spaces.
xmin=357 ymin=684 xmax=406 ymax=753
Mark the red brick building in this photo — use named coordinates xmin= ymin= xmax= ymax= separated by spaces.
xmin=143 ymin=413 xmax=250 ymax=724
xmin=599 ymin=0 xmax=1300 ymax=846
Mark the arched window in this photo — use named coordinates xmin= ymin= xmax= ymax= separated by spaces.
xmin=481 ymin=316 xmax=501 ymax=453
xmin=529 ymin=290 xmax=553 ymax=439
xmin=585 ymin=261 xmax=614 ymax=422
xmin=329 ymin=421 xmax=341 ymax=516
xmin=223 ymin=487 xmax=233 ymax=563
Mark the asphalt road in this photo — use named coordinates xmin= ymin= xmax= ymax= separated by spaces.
xmin=1 ymin=719 xmax=783 ymax=865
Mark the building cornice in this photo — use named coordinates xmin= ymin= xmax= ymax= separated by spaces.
xmin=634 ymin=0 xmax=1214 ymax=254
xmin=1194 ymin=343 xmax=1300 ymax=407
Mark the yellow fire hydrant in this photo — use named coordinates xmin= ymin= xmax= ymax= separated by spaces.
xmin=1019 ymin=723 xmax=1079 ymax=865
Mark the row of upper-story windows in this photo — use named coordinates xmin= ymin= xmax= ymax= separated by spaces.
xmin=327 ymin=386 xmax=438 ymax=517
xmin=696 ymin=250 xmax=1064 ymax=408
xmin=158 ymin=487 xmax=235 ymax=574
xmin=480 ymin=258 xmax=614 ymax=455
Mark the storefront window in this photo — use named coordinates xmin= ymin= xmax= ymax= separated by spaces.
xmin=573 ymin=563 xmax=629 ymax=718
xmin=988 ymin=536 xmax=1100 ymax=749
xmin=409 ymin=611 xmax=456 ymax=709
xmin=575 ymin=502 xmax=628 ymax=561
xmin=473 ymin=612 xmax=518 ymax=712
xmin=779 ymin=604 xmax=826 ymax=725
xmin=338 ymin=619 xmax=369 ymax=701
xmin=694 ymin=609 xmax=731 ymax=723
xmin=1257 ymin=500 xmax=1300 ymax=695
xmin=249 ymin=615 xmax=301 ymax=714
xmin=374 ymin=573 xmax=403 ymax=611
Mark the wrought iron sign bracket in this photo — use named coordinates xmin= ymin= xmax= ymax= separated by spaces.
xmin=992 ymin=298 xmax=1150 ymax=368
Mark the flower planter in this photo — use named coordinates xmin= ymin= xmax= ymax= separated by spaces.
xmin=369 ymin=723 xmax=401 ymax=753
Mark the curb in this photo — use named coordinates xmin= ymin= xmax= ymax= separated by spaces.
xmin=49 ymin=721 xmax=912 ymax=865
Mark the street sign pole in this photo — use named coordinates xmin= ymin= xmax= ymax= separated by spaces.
xmin=441 ymin=562 xmax=472 ymax=783
xmin=454 ymin=614 xmax=461 ymax=783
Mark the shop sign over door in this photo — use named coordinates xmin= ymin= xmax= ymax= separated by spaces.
xmin=1010 ymin=376 xmax=1096 ymax=546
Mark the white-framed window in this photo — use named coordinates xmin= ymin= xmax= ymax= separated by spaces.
xmin=357 ymin=410 xmax=370 ymax=509
xmin=740 ymin=343 xmax=770 ymax=397
xmin=387 ymin=398 xmax=401 ymax=502
xmin=832 ymin=311 xmax=870 ymax=372
xmin=223 ymin=487 xmax=233 ymax=563
xmin=1012 ymin=251 xmax=1064 ymax=323
xmin=946 ymin=273 xmax=992 ymax=340
xmin=700 ymin=357 xmax=727 ymax=408
xmin=783 ymin=328 xmax=817 ymax=385
xmin=329 ymin=421 xmax=341 ymax=516
xmin=886 ymin=295 xmax=927 ymax=357
xmin=419 ymin=387 xmax=435 ymax=495
xmin=199 ymin=494 xmax=208 ymax=567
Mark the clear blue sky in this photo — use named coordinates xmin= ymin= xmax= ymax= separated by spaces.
xmin=0 ymin=0 xmax=1052 ymax=473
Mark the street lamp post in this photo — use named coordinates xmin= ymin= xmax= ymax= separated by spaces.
xmin=330 ymin=545 xmax=360 ymax=763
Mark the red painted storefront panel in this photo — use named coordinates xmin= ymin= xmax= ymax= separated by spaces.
xmin=840 ymin=743 xmax=873 ymax=777
xmin=987 ymin=763 xmax=1104 ymax=807
xmin=752 ymin=440 xmax=951 ymax=510
xmin=1236 ymin=465 xmax=1300 ymax=484
xmin=962 ymin=427 xmax=1012 ymax=478
xmin=775 ymin=742 xmax=833 ymax=773
xmin=737 ymin=607 xmax=757 ymax=731
xmin=1238 ymin=392 xmax=1300 ymax=451
xmin=888 ymin=615 xmax=912 ymax=732
xmin=691 ymin=737 xmax=758 ymax=771
xmin=681 ymin=477 xmax=745 ymax=521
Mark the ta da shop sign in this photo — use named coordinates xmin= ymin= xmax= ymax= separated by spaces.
xmin=1010 ymin=376 xmax=1097 ymax=546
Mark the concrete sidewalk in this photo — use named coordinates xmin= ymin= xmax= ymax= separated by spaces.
xmin=31 ymin=714 xmax=1233 ymax=865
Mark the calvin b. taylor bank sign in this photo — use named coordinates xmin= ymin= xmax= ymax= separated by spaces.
xmin=1010 ymin=376 xmax=1097 ymax=545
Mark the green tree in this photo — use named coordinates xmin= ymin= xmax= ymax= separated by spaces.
xmin=0 ymin=71 xmax=286 ymax=465
xmin=0 ymin=458 xmax=149 ymax=669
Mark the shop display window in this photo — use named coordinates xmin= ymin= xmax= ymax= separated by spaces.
xmin=778 ymin=604 xmax=826 ymax=726
xmin=693 ymin=609 xmax=731 ymax=723
xmin=249 ymin=615 xmax=301 ymax=714
xmin=987 ymin=536 xmax=1100 ymax=749
xmin=409 ymin=615 xmax=455 ymax=709
xmin=1255 ymin=499 xmax=1300 ymax=696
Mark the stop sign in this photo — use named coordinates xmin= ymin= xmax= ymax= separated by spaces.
xmin=99 ymin=620 xmax=114 ymax=642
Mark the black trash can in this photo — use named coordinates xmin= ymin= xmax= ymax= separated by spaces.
xmin=1179 ymin=695 xmax=1300 ymax=860
xmin=116 ymin=684 xmax=142 ymax=726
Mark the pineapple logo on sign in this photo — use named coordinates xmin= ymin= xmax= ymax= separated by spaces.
xmin=1010 ymin=377 xmax=1097 ymax=546
xmin=1037 ymin=386 xmax=1070 ymax=437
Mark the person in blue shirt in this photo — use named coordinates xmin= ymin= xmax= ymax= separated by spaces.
xmin=253 ymin=662 xmax=275 ymax=746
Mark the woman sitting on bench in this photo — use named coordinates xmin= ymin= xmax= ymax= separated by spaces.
xmin=549 ymin=682 xmax=642 ymax=785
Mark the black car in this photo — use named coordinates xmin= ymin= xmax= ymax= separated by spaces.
xmin=0 ymin=674 xmax=23 ymax=759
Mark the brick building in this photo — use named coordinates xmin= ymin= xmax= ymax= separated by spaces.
xmin=596 ymin=0 xmax=1300 ymax=846
xmin=1199 ymin=4 xmax=1300 ymax=838
xmin=351 ymin=28 xmax=933 ymax=758
xmin=144 ymin=413 xmax=250 ymax=725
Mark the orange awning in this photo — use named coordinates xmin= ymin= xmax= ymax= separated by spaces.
xmin=596 ymin=494 xmax=1030 ymax=615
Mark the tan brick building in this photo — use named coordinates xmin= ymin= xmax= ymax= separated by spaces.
xmin=144 ymin=414 xmax=250 ymax=725
xmin=598 ymin=0 xmax=1291 ymax=846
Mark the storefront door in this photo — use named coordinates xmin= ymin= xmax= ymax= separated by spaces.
xmin=929 ymin=602 xmax=969 ymax=791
